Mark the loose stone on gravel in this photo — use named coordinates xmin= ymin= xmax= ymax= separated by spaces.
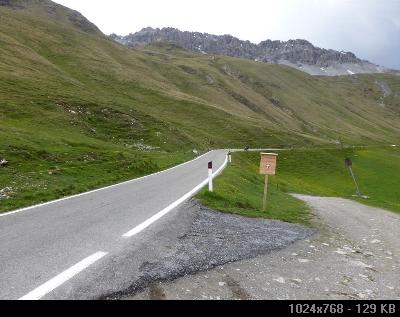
xmin=298 ymin=259 xmax=310 ymax=263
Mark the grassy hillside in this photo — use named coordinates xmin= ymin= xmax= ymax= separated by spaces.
xmin=197 ymin=146 xmax=400 ymax=223
xmin=0 ymin=0 xmax=399 ymax=212
xmin=141 ymin=43 xmax=400 ymax=145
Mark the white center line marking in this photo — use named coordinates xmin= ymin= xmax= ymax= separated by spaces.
xmin=0 ymin=151 xmax=212 ymax=218
xmin=16 ymin=153 xmax=228 ymax=299
xmin=122 ymin=155 xmax=228 ymax=238
xmin=19 ymin=251 xmax=107 ymax=300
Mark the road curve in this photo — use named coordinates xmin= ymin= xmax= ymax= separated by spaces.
xmin=0 ymin=150 xmax=228 ymax=299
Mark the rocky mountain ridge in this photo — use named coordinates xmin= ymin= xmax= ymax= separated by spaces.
xmin=111 ymin=27 xmax=387 ymax=76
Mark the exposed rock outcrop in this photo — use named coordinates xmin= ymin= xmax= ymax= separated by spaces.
xmin=111 ymin=27 xmax=387 ymax=76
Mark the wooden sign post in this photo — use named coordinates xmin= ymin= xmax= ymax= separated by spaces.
xmin=260 ymin=153 xmax=278 ymax=211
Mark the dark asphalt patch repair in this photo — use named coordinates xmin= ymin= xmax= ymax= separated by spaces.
xmin=101 ymin=202 xmax=316 ymax=299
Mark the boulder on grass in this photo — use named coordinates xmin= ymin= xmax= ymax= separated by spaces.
xmin=0 ymin=159 xmax=8 ymax=167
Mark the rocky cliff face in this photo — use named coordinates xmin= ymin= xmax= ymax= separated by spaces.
xmin=111 ymin=27 xmax=387 ymax=76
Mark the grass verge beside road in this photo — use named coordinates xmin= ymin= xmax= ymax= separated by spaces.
xmin=0 ymin=149 xmax=193 ymax=213
xmin=197 ymin=146 xmax=400 ymax=225
xmin=276 ymin=146 xmax=400 ymax=213
xmin=197 ymin=152 xmax=311 ymax=225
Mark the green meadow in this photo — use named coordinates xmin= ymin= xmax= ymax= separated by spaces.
xmin=197 ymin=146 xmax=400 ymax=225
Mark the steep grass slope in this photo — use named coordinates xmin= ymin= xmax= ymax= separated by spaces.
xmin=139 ymin=43 xmax=400 ymax=144
xmin=0 ymin=0 xmax=399 ymax=212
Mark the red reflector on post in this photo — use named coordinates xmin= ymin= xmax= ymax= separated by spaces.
xmin=208 ymin=161 xmax=213 ymax=169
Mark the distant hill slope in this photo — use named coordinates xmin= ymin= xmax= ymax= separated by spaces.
xmin=0 ymin=0 xmax=101 ymax=34
xmin=111 ymin=27 xmax=388 ymax=76
xmin=0 ymin=0 xmax=400 ymax=211
xmin=1 ymin=0 xmax=399 ymax=151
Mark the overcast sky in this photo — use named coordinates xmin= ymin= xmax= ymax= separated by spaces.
xmin=54 ymin=0 xmax=400 ymax=70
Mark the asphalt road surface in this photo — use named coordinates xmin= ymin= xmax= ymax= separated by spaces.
xmin=0 ymin=150 xmax=228 ymax=299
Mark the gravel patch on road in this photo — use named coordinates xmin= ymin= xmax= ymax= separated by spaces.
xmin=101 ymin=200 xmax=315 ymax=299
xmin=131 ymin=195 xmax=399 ymax=300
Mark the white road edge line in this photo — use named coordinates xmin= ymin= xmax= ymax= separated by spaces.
xmin=122 ymin=154 xmax=229 ymax=238
xmin=0 ymin=151 xmax=212 ymax=218
xmin=19 ymin=251 xmax=108 ymax=300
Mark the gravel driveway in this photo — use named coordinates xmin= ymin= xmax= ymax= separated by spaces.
xmin=130 ymin=195 xmax=400 ymax=300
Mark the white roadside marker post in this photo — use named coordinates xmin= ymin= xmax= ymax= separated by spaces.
xmin=228 ymin=151 xmax=232 ymax=163
xmin=208 ymin=161 xmax=213 ymax=192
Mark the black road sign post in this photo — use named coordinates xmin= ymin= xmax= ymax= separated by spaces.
xmin=345 ymin=158 xmax=361 ymax=197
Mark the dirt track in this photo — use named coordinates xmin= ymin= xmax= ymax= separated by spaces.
xmin=131 ymin=195 xmax=400 ymax=300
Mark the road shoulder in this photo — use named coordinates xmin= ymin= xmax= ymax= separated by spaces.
xmin=57 ymin=199 xmax=313 ymax=299
xmin=130 ymin=195 xmax=399 ymax=300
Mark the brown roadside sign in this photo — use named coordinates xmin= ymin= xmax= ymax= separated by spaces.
xmin=260 ymin=153 xmax=278 ymax=175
